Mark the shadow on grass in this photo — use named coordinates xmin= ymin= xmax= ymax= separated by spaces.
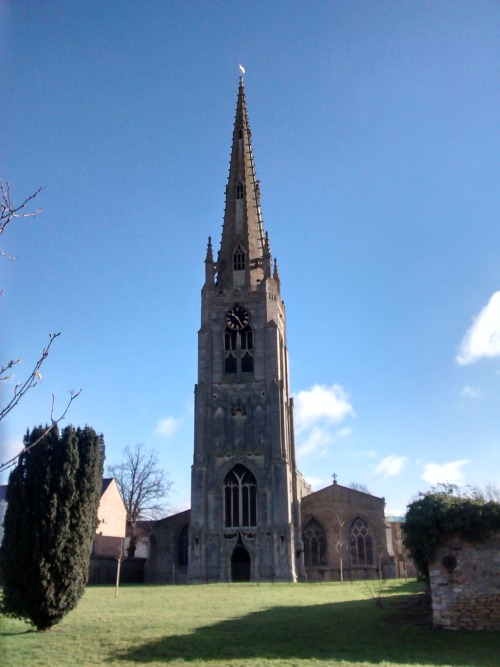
xmin=114 ymin=593 xmax=500 ymax=666
xmin=0 ymin=628 xmax=35 ymax=636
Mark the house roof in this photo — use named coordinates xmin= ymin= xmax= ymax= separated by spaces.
xmin=101 ymin=478 xmax=113 ymax=495
xmin=0 ymin=479 xmax=115 ymax=501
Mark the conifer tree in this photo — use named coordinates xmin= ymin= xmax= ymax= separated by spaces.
xmin=0 ymin=424 xmax=104 ymax=631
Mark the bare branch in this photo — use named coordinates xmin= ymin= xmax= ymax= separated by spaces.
xmin=0 ymin=333 xmax=61 ymax=422
xmin=0 ymin=358 xmax=21 ymax=382
xmin=0 ymin=388 xmax=82 ymax=475
xmin=0 ymin=182 xmax=81 ymax=477
xmin=0 ymin=180 xmax=43 ymax=260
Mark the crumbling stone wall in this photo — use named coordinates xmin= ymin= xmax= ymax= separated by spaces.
xmin=429 ymin=532 xmax=500 ymax=630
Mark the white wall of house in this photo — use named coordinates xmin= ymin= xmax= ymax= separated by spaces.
xmin=96 ymin=479 xmax=126 ymax=538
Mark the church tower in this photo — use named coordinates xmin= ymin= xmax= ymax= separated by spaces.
xmin=188 ymin=76 xmax=303 ymax=583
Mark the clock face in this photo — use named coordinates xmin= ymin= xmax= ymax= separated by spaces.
xmin=225 ymin=305 xmax=250 ymax=331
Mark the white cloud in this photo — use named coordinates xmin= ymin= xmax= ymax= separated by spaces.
xmin=304 ymin=475 xmax=326 ymax=490
xmin=349 ymin=449 xmax=377 ymax=460
xmin=155 ymin=416 xmax=182 ymax=438
xmin=421 ymin=459 xmax=470 ymax=485
xmin=296 ymin=425 xmax=335 ymax=459
xmin=456 ymin=291 xmax=500 ymax=365
xmin=294 ymin=384 xmax=354 ymax=433
xmin=460 ymin=385 xmax=482 ymax=399
xmin=294 ymin=384 xmax=355 ymax=461
xmin=374 ymin=455 xmax=408 ymax=478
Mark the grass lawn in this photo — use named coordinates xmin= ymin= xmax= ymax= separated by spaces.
xmin=1 ymin=579 xmax=499 ymax=667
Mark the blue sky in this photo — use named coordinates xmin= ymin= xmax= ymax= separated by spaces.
xmin=1 ymin=1 xmax=498 ymax=515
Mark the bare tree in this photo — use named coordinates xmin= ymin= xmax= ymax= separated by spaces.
xmin=0 ymin=181 xmax=80 ymax=474
xmin=108 ymin=444 xmax=172 ymax=557
xmin=349 ymin=482 xmax=370 ymax=494
xmin=470 ymin=482 xmax=500 ymax=503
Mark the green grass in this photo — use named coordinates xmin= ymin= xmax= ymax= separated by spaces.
xmin=1 ymin=580 xmax=499 ymax=667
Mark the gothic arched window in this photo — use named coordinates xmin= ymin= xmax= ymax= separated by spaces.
xmin=224 ymin=326 xmax=254 ymax=375
xmin=224 ymin=464 xmax=257 ymax=528
xmin=303 ymin=518 xmax=327 ymax=567
xmin=349 ymin=516 xmax=374 ymax=566
xmin=233 ymin=244 xmax=245 ymax=271
xmin=236 ymin=182 xmax=244 ymax=200
xmin=177 ymin=525 xmax=189 ymax=567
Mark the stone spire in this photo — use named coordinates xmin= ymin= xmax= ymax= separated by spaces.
xmin=216 ymin=76 xmax=267 ymax=291
xmin=204 ymin=236 xmax=214 ymax=285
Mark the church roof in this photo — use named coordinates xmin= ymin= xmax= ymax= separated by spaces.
xmin=302 ymin=481 xmax=385 ymax=506
xmin=216 ymin=76 xmax=271 ymax=290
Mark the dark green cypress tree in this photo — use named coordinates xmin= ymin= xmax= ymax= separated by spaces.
xmin=0 ymin=424 xmax=104 ymax=630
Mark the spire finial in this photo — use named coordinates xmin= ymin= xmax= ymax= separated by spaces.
xmin=206 ymin=236 xmax=213 ymax=261
xmin=204 ymin=236 xmax=215 ymax=286
xmin=273 ymin=257 xmax=280 ymax=281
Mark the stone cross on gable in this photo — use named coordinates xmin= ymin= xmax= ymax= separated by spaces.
xmin=332 ymin=473 xmax=337 ymax=485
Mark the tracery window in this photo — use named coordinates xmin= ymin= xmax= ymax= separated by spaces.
xmin=224 ymin=326 xmax=253 ymax=375
xmin=224 ymin=465 xmax=257 ymax=528
xmin=303 ymin=518 xmax=327 ymax=567
xmin=233 ymin=245 xmax=245 ymax=270
xmin=349 ymin=516 xmax=373 ymax=566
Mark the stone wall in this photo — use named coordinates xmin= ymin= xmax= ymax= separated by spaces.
xmin=387 ymin=521 xmax=417 ymax=579
xmin=429 ymin=532 xmax=500 ymax=630
xmin=145 ymin=509 xmax=190 ymax=584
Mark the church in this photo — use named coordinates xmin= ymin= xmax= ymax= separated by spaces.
xmin=145 ymin=76 xmax=396 ymax=584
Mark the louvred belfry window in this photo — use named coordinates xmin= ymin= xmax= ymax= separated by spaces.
xmin=233 ymin=245 xmax=245 ymax=271
xmin=224 ymin=326 xmax=253 ymax=375
xmin=224 ymin=330 xmax=237 ymax=374
xmin=236 ymin=182 xmax=244 ymax=200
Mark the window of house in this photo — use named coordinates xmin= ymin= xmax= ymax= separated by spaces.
xmin=303 ymin=518 xmax=327 ymax=567
xmin=224 ymin=464 xmax=257 ymax=528
xmin=349 ymin=516 xmax=373 ymax=566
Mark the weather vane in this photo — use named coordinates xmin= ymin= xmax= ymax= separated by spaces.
xmin=239 ymin=63 xmax=246 ymax=76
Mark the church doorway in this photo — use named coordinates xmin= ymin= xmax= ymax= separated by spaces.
xmin=231 ymin=544 xmax=251 ymax=582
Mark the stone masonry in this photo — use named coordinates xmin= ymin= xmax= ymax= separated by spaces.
xmin=429 ymin=532 xmax=500 ymax=631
